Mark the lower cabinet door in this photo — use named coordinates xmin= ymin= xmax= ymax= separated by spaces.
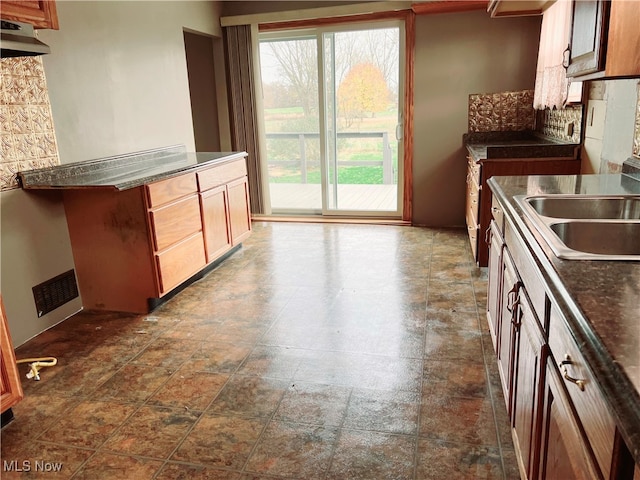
xmin=155 ymin=232 xmax=206 ymax=294
xmin=486 ymin=220 xmax=503 ymax=354
xmin=511 ymin=292 xmax=544 ymax=480
xmin=200 ymin=186 xmax=232 ymax=263
xmin=498 ymin=249 xmax=519 ymax=414
xmin=1 ymin=296 xmax=23 ymax=413
xmin=538 ymin=359 xmax=601 ymax=480
xmin=227 ymin=177 xmax=252 ymax=244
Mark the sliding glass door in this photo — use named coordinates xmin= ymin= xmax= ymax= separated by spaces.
xmin=259 ymin=21 xmax=404 ymax=217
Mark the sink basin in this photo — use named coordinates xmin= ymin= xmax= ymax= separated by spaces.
xmin=525 ymin=195 xmax=640 ymax=220
xmin=549 ymin=222 xmax=640 ymax=256
xmin=515 ymin=194 xmax=640 ymax=260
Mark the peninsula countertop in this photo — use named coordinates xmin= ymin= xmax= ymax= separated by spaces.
xmin=488 ymin=172 xmax=640 ymax=463
xmin=17 ymin=146 xmax=248 ymax=191
xmin=464 ymin=131 xmax=579 ymax=161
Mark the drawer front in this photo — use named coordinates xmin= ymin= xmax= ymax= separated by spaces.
xmin=466 ymin=205 xmax=479 ymax=260
xmin=490 ymin=194 xmax=504 ymax=235
xmin=548 ymin=304 xmax=615 ymax=479
xmin=147 ymin=173 xmax=197 ymax=207
xmin=504 ymin=219 xmax=546 ymax=330
xmin=466 ymin=173 xmax=480 ymax=221
xmin=149 ymin=195 xmax=202 ymax=251
xmin=155 ymin=232 xmax=206 ymax=294
xmin=467 ymin=156 xmax=481 ymax=187
xmin=198 ymin=159 xmax=247 ymax=192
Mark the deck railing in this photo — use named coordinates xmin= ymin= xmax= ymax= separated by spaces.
xmin=265 ymin=131 xmax=395 ymax=184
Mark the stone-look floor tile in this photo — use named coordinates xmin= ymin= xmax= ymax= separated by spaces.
xmin=343 ymin=388 xmax=420 ymax=435
xmin=90 ymin=364 xmax=173 ymax=404
xmin=1 ymin=394 xmax=79 ymax=447
xmin=423 ymin=359 xmax=489 ymax=398
xmin=427 ymin=280 xmax=478 ymax=313
xmin=326 ymin=429 xmax=415 ymax=480
xmin=187 ymin=342 xmax=253 ymax=373
xmin=156 ymin=463 xmax=242 ymax=480
xmin=0 ymin=442 xmax=93 ymax=480
xmin=19 ymin=357 xmax=120 ymax=398
xmin=72 ymin=452 xmax=162 ymax=480
xmin=39 ymin=400 xmax=136 ymax=448
xmin=131 ymin=337 xmax=202 ymax=367
xmin=416 ymin=438 xmax=504 ymax=479
xmin=274 ymin=383 xmax=351 ymax=427
xmin=212 ymin=322 xmax=269 ymax=345
xmin=102 ymin=405 xmax=199 ymax=458
xmin=207 ymin=375 xmax=288 ymax=418
xmin=245 ymin=421 xmax=339 ymax=479
xmin=147 ymin=368 xmax=228 ymax=411
xmin=236 ymin=346 xmax=309 ymax=379
xmin=425 ymin=306 xmax=480 ymax=333
xmin=424 ymin=327 xmax=484 ymax=364
xmin=419 ymin=395 xmax=499 ymax=447
xmin=172 ymin=415 xmax=265 ymax=468
xmin=158 ymin=318 xmax=221 ymax=341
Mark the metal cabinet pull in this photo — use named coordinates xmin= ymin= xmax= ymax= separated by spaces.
xmin=559 ymin=354 xmax=586 ymax=391
xmin=506 ymin=283 xmax=519 ymax=313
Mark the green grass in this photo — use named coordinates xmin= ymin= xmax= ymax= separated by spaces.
xmin=265 ymin=106 xmax=304 ymax=115
xmin=270 ymin=166 xmax=383 ymax=184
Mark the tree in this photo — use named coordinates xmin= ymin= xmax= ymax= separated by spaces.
xmin=338 ymin=63 xmax=391 ymax=126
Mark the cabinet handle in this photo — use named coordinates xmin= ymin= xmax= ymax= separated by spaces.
xmin=559 ymin=354 xmax=586 ymax=391
xmin=485 ymin=226 xmax=492 ymax=246
xmin=506 ymin=283 xmax=519 ymax=313
xmin=562 ymin=44 xmax=571 ymax=69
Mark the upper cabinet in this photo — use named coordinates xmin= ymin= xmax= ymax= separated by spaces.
xmin=567 ymin=0 xmax=640 ymax=79
xmin=0 ymin=1 xmax=59 ymax=30
xmin=566 ymin=0 xmax=609 ymax=78
xmin=488 ymin=0 xmax=555 ymax=17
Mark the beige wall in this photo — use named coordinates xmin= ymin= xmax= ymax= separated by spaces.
xmin=2 ymin=1 xmax=224 ymax=346
xmin=412 ymin=11 xmax=540 ymax=226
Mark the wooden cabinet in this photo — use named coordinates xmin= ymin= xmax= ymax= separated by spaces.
xmin=145 ymin=174 xmax=206 ymax=295
xmin=1 ymin=296 xmax=23 ymax=414
xmin=466 ymin=153 xmax=580 ymax=267
xmin=566 ymin=0 xmax=610 ymax=78
xmin=511 ymin=291 xmax=545 ymax=480
xmin=567 ymin=0 xmax=640 ymax=79
xmin=63 ymin=157 xmax=250 ymax=313
xmin=487 ymin=188 xmax=638 ymax=479
xmin=198 ymin=157 xmax=251 ymax=263
xmin=0 ymin=1 xmax=59 ymax=29
xmin=539 ymin=358 xmax=602 ymax=480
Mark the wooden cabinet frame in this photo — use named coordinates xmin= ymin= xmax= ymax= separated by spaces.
xmin=1 ymin=296 xmax=24 ymax=414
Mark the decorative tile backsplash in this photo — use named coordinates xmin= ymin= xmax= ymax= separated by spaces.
xmin=0 ymin=56 xmax=60 ymax=191
xmin=468 ymin=90 xmax=535 ymax=132
xmin=537 ymin=105 xmax=583 ymax=144
xmin=634 ymin=83 xmax=640 ymax=159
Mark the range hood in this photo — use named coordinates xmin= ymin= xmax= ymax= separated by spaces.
xmin=1 ymin=19 xmax=50 ymax=57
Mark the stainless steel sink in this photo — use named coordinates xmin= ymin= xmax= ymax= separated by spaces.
xmin=525 ymin=195 xmax=640 ymax=220
xmin=515 ymin=194 xmax=640 ymax=260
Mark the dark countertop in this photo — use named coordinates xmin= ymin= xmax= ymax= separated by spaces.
xmin=488 ymin=173 xmax=640 ymax=463
xmin=464 ymin=131 xmax=579 ymax=160
xmin=18 ymin=145 xmax=248 ymax=191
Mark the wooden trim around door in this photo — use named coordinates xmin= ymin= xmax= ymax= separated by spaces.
xmin=403 ymin=11 xmax=414 ymax=223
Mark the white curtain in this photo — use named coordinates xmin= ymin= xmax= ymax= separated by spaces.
xmin=533 ymin=0 xmax=575 ymax=110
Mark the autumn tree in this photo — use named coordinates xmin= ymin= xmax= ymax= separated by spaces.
xmin=338 ymin=62 xmax=391 ymax=127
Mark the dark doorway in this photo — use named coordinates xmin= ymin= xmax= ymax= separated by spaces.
xmin=184 ymin=31 xmax=221 ymax=152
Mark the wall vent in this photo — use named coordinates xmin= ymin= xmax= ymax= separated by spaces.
xmin=32 ymin=269 xmax=79 ymax=317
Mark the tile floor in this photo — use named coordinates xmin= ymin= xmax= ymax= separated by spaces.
xmin=1 ymin=222 xmax=519 ymax=479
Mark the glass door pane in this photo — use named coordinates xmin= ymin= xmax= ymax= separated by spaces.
xmin=259 ymin=37 xmax=322 ymax=213
xmin=322 ymin=27 xmax=401 ymax=214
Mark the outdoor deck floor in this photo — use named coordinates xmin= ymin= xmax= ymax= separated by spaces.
xmin=268 ymin=183 xmax=398 ymax=212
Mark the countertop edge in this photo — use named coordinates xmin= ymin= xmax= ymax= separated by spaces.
xmin=18 ymin=150 xmax=248 ymax=191
xmin=487 ymin=176 xmax=640 ymax=464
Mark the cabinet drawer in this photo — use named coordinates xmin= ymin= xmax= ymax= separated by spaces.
xmin=490 ymin=195 xmax=504 ymax=234
xmin=467 ymin=156 xmax=481 ymax=187
xmin=466 ymin=205 xmax=479 ymax=260
xmin=198 ymin=159 xmax=247 ymax=192
xmin=149 ymin=195 xmax=202 ymax=251
xmin=146 ymin=173 xmax=197 ymax=208
xmin=155 ymin=232 xmax=206 ymax=294
xmin=548 ymin=304 xmax=615 ymax=479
